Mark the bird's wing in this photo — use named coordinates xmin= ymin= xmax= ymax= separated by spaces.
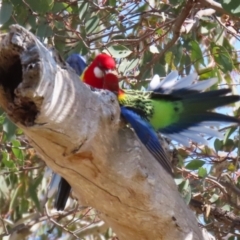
xmin=150 ymin=89 xmax=240 ymax=146
xmin=148 ymin=71 xmax=218 ymax=95
xmin=66 ymin=53 xmax=87 ymax=76
xmin=121 ymin=106 xmax=172 ymax=174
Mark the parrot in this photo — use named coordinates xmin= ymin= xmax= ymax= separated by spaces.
xmin=51 ymin=53 xmax=240 ymax=211
xmin=48 ymin=53 xmax=116 ymax=211
xmin=78 ymin=54 xmax=240 ymax=173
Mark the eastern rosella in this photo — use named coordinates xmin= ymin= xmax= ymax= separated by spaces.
xmin=69 ymin=53 xmax=240 ymax=174
xmin=103 ymin=72 xmax=239 ymax=150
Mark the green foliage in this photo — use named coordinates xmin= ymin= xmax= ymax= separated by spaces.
xmin=198 ymin=167 xmax=208 ymax=178
xmin=185 ymin=159 xmax=205 ymax=170
xmin=210 ymin=43 xmax=234 ymax=72
xmin=2 ymin=117 xmax=17 ymax=141
xmin=106 ymin=45 xmax=132 ymax=58
xmin=25 ymin=0 xmax=54 ymax=14
xmin=219 ymin=0 xmax=240 ymax=16
xmin=85 ymin=16 xmax=100 ymax=34
xmin=179 ymin=179 xmax=192 ymax=204
xmin=0 ymin=1 xmax=12 ymax=25
xmin=190 ymin=40 xmax=205 ymax=67
xmin=119 ymin=58 xmax=139 ymax=74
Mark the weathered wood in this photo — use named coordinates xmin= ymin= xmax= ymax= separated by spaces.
xmin=0 ymin=25 xmax=209 ymax=240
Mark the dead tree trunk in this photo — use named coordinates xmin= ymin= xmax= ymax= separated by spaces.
xmin=0 ymin=25 xmax=210 ymax=240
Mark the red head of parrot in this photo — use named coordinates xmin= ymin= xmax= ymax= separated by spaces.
xmin=82 ymin=53 xmax=116 ymax=89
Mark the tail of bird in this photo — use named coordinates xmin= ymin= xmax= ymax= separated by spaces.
xmin=148 ymin=72 xmax=240 ymax=146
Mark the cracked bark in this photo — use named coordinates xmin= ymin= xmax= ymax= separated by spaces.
xmin=0 ymin=25 xmax=211 ymax=240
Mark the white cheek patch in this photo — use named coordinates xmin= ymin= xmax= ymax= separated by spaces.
xmin=94 ymin=66 xmax=104 ymax=78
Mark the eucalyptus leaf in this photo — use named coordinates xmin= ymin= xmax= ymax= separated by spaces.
xmin=106 ymin=45 xmax=132 ymax=58
xmin=0 ymin=2 xmax=12 ymax=25
xmin=85 ymin=16 xmax=100 ymax=34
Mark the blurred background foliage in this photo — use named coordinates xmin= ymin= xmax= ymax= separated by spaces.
xmin=0 ymin=0 xmax=240 ymax=239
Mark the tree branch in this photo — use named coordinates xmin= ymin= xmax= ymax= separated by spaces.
xmin=0 ymin=24 xmax=209 ymax=239
xmin=198 ymin=0 xmax=237 ymax=18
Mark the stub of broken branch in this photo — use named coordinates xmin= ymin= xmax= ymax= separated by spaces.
xmin=0 ymin=25 xmax=210 ymax=240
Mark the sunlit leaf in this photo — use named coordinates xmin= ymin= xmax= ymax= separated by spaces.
xmin=185 ymin=159 xmax=205 ymax=170
xmin=198 ymin=167 xmax=207 ymax=178
xmin=149 ymin=45 xmax=159 ymax=54
xmin=174 ymin=178 xmax=184 ymax=185
xmin=2 ymin=151 xmax=15 ymax=168
xmin=165 ymin=51 xmax=173 ymax=69
xmin=11 ymin=139 xmax=24 ymax=161
xmin=209 ymin=193 xmax=219 ymax=203
xmin=105 ymin=45 xmax=132 ymax=58
xmin=222 ymin=204 xmax=231 ymax=211
xmin=179 ymin=179 xmax=191 ymax=204
xmin=228 ymin=162 xmax=236 ymax=172
xmin=119 ymin=58 xmax=139 ymax=74
xmin=0 ymin=175 xmax=9 ymax=197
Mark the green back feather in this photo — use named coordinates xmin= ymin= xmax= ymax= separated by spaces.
xmin=119 ymin=89 xmax=239 ymax=132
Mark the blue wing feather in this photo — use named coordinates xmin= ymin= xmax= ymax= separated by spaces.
xmin=121 ymin=107 xmax=172 ymax=174
xmin=66 ymin=54 xmax=87 ymax=76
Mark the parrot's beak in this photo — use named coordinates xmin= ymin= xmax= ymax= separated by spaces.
xmin=102 ymin=70 xmax=119 ymax=91
xmin=103 ymin=69 xmax=118 ymax=84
